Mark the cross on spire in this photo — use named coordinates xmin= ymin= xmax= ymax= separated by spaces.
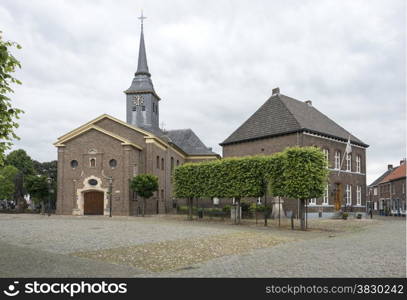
xmin=138 ymin=10 xmax=147 ymax=30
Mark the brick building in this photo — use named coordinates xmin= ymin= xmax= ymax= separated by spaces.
xmin=220 ymin=88 xmax=369 ymax=218
xmin=368 ymin=160 xmax=406 ymax=216
xmin=54 ymin=19 xmax=218 ymax=216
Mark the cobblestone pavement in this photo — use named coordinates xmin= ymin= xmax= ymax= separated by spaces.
xmin=0 ymin=214 xmax=405 ymax=277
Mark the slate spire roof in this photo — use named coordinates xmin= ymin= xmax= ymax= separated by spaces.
xmin=125 ymin=16 xmax=159 ymax=98
xmin=135 ymin=21 xmax=150 ymax=77
xmin=220 ymin=92 xmax=368 ymax=147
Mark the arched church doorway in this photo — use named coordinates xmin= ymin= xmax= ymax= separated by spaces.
xmin=84 ymin=191 xmax=104 ymax=215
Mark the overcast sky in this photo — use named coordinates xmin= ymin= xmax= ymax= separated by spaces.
xmin=1 ymin=0 xmax=405 ymax=184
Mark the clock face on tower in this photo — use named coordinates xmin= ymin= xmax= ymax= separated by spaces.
xmin=133 ymin=95 xmax=144 ymax=106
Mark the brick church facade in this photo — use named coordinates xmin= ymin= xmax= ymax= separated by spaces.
xmin=220 ymin=88 xmax=369 ymax=217
xmin=54 ymin=20 xmax=218 ymax=216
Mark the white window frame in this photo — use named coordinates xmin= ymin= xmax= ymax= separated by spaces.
xmin=356 ymin=155 xmax=361 ymax=173
xmin=323 ymin=185 xmax=329 ymax=205
xmin=374 ymin=187 xmax=378 ymax=196
xmin=334 ymin=151 xmax=341 ymax=169
xmin=323 ymin=149 xmax=329 ymax=164
xmin=346 ymin=154 xmax=352 ymax=171
xmin=346 ymin=184 xmax=352 ymax=205
xmin=309 ymin=198 xmax=316 ymax=205
xmin=356 ymin=185 xmax=361 ymax=206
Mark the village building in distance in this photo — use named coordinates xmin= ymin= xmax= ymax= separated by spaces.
xmin=220 ymin=88 xmax=369 ymax=218
xmin=54 ymin=19 xmax=219 ymax=216
xmin=368 ymin=160 xmax=406 ymax=216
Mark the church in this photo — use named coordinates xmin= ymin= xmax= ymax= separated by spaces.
xmin=54 ymin=18 xmax=219 ymax=216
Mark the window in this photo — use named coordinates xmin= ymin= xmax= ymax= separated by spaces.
xmin=161 ymin=158 xmax=164 ymax=170
xmin=213 ymin=197 xmax=220 ymax=205
xmin=309 ymin=198 xmax=316 ymax=205
xmin=141 ymin=105 xmax=145 ymax=111
xmin=392 ymin=184 xmax=395 ymax=194
xmin=132 ymin=106 xmax=137 ymax=111
xmin=88 ymin=179 xmax=98 ymax=186
xmin=323 ymin=148 xmax=329 ymax=164
xmin=323 ymin=185 xmax=329 ymax=205
xmin=156 ymin=156 xmax=160 ymax=168
xmin=70 ymin=160 xmax=78 ymax=168
xmin=345 ymin=184 xmax=352 ymax=205
xmin=346 ymin=154 xmax=351 ymax=171
xmin=356 ymin=155 xmax=361 ymax=173
xmin=152 ymin=103 xmax=155 ymax=113
xmin=161 ymin=189 xmax=164 ymax=201
xmin=357 ymin=185 xmax=361 ymax=205
xmin=109 ymin=159 xmax=117 ymax=168
xmin=374 ymin=187 xmax=378 ymax=196
xmin=176 ymin=160 xmax=180 ymax=166
xmin=170 ymin=157 xmax=174 ymax=172
xmin=90 ymin=158 xmax=96 ymax=168
xmin=403 ymin=184 xmax=405 ymax=194
xmin=335 ymin=151 xmax=341 ymax=169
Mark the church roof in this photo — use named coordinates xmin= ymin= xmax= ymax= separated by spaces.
xmin=124 ymin=19 xmax=160 ymax=99
xmin=220 ymin=92 xmax=368 ymax=147
xmin=164 ymin=129 xmax=217 ymax=155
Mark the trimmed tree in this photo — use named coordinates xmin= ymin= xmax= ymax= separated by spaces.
xmin=130 ymin=174 xmax=158 ymax=216
xmin=279 ymin=146 xmax=329 ymax=230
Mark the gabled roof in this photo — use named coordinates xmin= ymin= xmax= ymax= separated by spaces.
xmin=164 ymin=129 xmax=218 ymax=156
xmin=220 ymin=93 xmax=368 ymax=147
xmin=54 ymin=125 xmax=143 ymax=150
xmin=381 ymin=163 xmax=406 ymax=183
xmin=369 ymin=168 xmax=394 ymax=187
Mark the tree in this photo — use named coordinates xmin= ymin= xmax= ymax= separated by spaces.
xmin=130 ymin=174 xmax=159 ymax=216
xmin=5 ymin=149 xmax=34 ymax=210
xmin=5 ymin=149 xmax=35 ymax=176
xmin=0 ymin=165 xmax=18 ymax=200
xmin=0 ymin=31 xmax=23 ymax=165
xmin=24 ymin=175 xmax=49 ymax=212
xmin=279 ymin=147 xmax=329 ymax=231
xmin=33 ymin=160 xmax=57 ymax=208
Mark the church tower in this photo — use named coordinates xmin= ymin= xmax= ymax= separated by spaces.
xmin=125 ymin=13 xmax=160 ymax=131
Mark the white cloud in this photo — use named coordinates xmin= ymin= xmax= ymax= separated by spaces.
xmin=1 ymin=0 xmax=405 ymax=184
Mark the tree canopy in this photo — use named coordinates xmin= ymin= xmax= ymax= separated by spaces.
xmin=24 ymin=175 xmax=49 ymax=205
xmin=5 ymin=149 xmax=35 ymax=176
xmin=130 ymin=174 xmax=159 ymax=199
xmin=0 ymin=165 xmax=18 ymax=200
xmin=0 ymin=31 xmax=23 ymax=164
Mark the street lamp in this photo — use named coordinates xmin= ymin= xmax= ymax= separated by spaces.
xmin=46 ymin=177 xmax=52 ymax=217
xmin=108 ymin=176 xmax=113 ymax=218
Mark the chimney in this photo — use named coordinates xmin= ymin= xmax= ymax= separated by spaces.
xmin=305 ymin=100 xmax=312 ymax=106
xmin=388 ymin=164 xmax=393 ymax=170
xmin=401 ymin=159 xmax=406 ymax=165
xmin=272 ymin=87 xmax=280 ymax=95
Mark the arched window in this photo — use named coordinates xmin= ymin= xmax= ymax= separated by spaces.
xmin=90 ymin=158 xmax=96 ymax=168
xmin=176 ymin=160 xmax=180 ymax=166
xmin=170 ymin=157 xmax=174 ymax=172
xmin=109 ymin=159 xmax=117 ymax=168
xmin=161 ymin=158 xmax=164 ymax=170
xmin=156 ymin=156 xmax=160 ymax=169
xmin=70 ymin=160 xmax=78 ymax=169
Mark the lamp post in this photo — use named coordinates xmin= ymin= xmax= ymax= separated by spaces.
xmin=46 ymin=177 xmax=52 ymax=216
xmin=108 ymin=176 xmax=113 ymax=218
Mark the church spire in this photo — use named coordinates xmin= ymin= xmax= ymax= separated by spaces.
xmin=135 ymin=11 xmax=150 ymax=77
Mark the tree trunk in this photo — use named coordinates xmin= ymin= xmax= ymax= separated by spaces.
xmin=235 ymin=197 xmax=241 ymax=225
xmin=300 ymin=199 xmax=306 ymax=231
xmin=188 ymin=197 xmax=193 ymax=220
xmin=264 ymin=194 xmax=268 ymax=227
xmin=142 ymin=198 xmax=146 ymax=217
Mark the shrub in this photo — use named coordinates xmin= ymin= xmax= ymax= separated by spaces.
xmin=222 ymin=205 xmax=231 ymax=213
xmin=342 ymin=212 xmax=349 ymax=220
